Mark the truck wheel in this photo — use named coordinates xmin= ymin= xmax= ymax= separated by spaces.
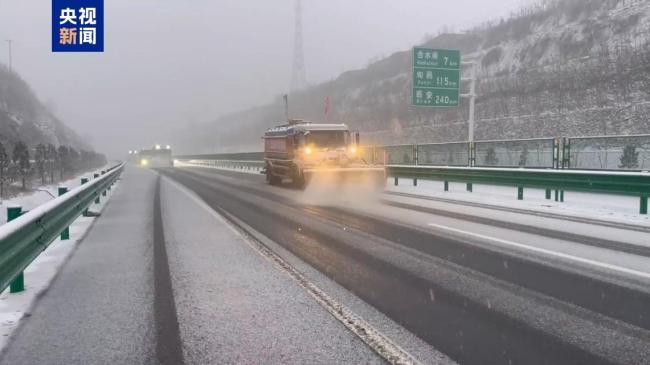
xmin=292 ymin=174 xmax=306 ymax=189
xmin=266 ymin=171 xmax=281 ymax=186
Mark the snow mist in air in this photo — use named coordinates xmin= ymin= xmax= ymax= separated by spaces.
xmin=298 ymin=170 xmax=384 ymax=208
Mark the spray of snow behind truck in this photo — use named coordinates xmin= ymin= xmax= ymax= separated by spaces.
xmin=262 ymin=119 xmax=385 ymax=189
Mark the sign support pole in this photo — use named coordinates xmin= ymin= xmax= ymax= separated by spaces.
xmin=283 ymin=94 xmax=289 ymax=122
xmin=467 ymin=62 xmax=476 ymax=143
xmin=461 ymin=61 xmax=477 ymax=166
xmin=5 ymin=40 xmax=12 ymax=72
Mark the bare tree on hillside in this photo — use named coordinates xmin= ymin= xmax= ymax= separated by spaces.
xmin=12 ymin=141 xmax=30 ymax=190
xmin=35 ymin=143 xmax=47 ymax=185
xmin=57 ymin=145 xmax=69 ymax=180
xmin=47 ymin=143 xmax=57 ymax=183
xmin=0 ymin=142 xmax=8 ymax=197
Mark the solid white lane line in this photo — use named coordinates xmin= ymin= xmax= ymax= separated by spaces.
xmin=426 ymin=222 xmax=650 ymax=280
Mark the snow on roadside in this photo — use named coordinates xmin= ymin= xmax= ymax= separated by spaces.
xmin=387 ymin=179 xmax=650 ymax=227
xmin=0 ymin=169 xmax=120 ymax=350
xmin=0 ymin=166 xmax=113 ymax=223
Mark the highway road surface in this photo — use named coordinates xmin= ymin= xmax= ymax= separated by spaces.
xmin=1 ymin=165 xmax=650 ymax=365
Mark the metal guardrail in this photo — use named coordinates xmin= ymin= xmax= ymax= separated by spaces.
xmin=388 ymin=165 xmax=650 ymax=214
xmin=179 ymin=159 xmax=264 ymax=170
xmin=0 ymin=163 xmax=124 ymax=294
xmin=175 ymin=152 xmax=264 ymax=161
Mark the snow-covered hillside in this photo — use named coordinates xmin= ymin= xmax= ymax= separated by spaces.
xmin=171 ymin=0 xmax=650 ymax=153
xmin=0 ymin=65 xmax=89 ymax=150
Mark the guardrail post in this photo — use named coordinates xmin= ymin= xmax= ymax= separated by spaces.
xmin=553 ymin=138 xmax=560 ymax=169
xmin=394 ymin=177 xmax=398 ymax=186
xmin=444 ymin=181 xmax=449 ymax=191
xmin=562 ymin=137 xmax=571 ymax=169
xmin=413 ymin=144 xmax=418 ymax=165
xmin=8 ymin=206 xmax=21 ymax=221
xmin=93 ymin=173 xmax=100 ymax=204
xmin=466 ymin=183 xmax=473 ymax=192
xmin=413 ymin=178 xmax=417 ymax=186
xmin=81 ymin=178 xmax=90 ymax=216
xmin=517 ymin=186 xmax=524 ymax=200
xmin=7 ymin=206 xmax=25 ymax=293
xmin=640 ymin=195 xmax=648 ymax=215
xmin=553 ymin=190 xmax=565 ymax=202
xmin=469 ymin=142 xmax=475 ymax=167
xmin=58 ymin=187 xmax=70 ymax=240
xmin=545 ymin=189 xmax=551 ymax=199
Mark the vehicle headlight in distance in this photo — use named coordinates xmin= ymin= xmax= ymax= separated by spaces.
xmin=304 ymin=147 xmax=312 ymax=155
xmin=141 ymin=159 xmax=149 ymax=166
xmin=349 ymin=146 xmax=357 ymax=154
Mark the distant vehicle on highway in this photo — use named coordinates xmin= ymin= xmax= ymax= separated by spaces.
xmin=136 ymin=145 xmax=173 ymax=168
xmin=262 ymin=119 xmax=385 ymax=188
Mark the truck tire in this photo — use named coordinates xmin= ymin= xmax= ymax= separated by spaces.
xmin=290 ymin=166 xmax=308 ymax=189
xmin=292 ymin=174 xmax=306 ymax=189
xmin=266 ymin=168 xmax=281 ymax=186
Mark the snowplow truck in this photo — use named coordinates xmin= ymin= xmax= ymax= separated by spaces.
xmin=262 ymin=120 xmax=386 ymax=188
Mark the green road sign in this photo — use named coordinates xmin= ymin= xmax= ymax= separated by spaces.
xmin=413 ymin=48 xmax=460 ymax=69
xmin=413 ymin=68 xmax=460 ymax=88
xmin=412 ymin=87 xmax=460 ymax=107
xmin=412 ymin=47 xmax=461 ymax=107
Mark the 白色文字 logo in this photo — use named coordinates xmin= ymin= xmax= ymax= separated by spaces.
xmin=52 ymin=0 xmax=104 ymax=52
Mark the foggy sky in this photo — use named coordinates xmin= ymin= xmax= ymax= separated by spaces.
xmin=0 ymin=0 xmax=529 ymax=158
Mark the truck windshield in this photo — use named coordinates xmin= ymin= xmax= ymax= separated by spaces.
xmin=306 ymin=131 xmax=347 ymax=148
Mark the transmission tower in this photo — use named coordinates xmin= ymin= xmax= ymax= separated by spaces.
xmin=5 ymin=39 xmax=12 ymax=72
xmin=290 ymin=0 xmax=307 ymax=91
